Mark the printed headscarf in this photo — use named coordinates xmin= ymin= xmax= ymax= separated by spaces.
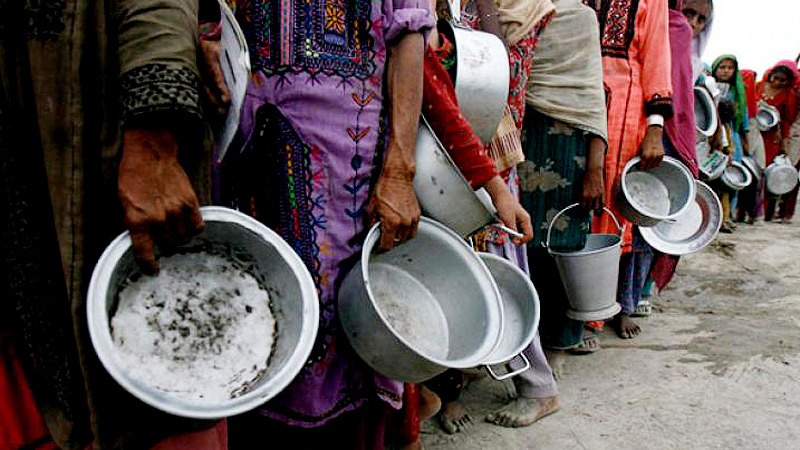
xmin=712 ymin=55 xmax=747 ymax=130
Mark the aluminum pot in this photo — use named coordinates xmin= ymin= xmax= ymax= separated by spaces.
xmin=617 ymin=156 xmax=697 ymax=227
xmin=765 ymin=154 xmax=799 ymax=195
xmin=413 ymin=118 xmax=523 ymax=239
xmin=338 ymin=218 xmax=504 ymax=382
xmin=437 ymin=15 xmax=509 ymax=143
xmin=87 ymin=207 xmax=319 ymax=419
xmin=477 ymin=253 xmax=539 ymax=381
xmin=721 ymin=161 xmax=753 ymax=191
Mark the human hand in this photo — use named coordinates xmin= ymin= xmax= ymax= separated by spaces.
xmin=118 ymin=129 xmax=204 ymax=274
xmin=639 ymin=125 xmax=664 ymax=170
xmin=366 ymin=169 xmax=421 ymax=251
xmin=198 ymin=38 xmax=231 ymax=118
xmin=581 ymin=168 xmax=605 ymax=213
xmin=485 ymin=176 xmax=532 ymax=244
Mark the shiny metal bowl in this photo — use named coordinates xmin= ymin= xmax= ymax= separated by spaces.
xmin=640 ymin=180 xmax=722 ymax=255
xmin=618 ymin=156 xmax=697 ymax=227
xmin=338 ymin=218 xmax=503 ymax=382
xmin=765 ymin=155 xmax=799 ymax=195
xmin=721 ymin=161 xmax=753 ymax=191
xmin=87 ymin=206 xmax=319 ymax=419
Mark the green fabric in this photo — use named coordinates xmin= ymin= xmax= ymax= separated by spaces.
xmin=712 ymin=54 xmax=748 ymax=132
xmin=519 ymin=106 xmax=591 ymax=251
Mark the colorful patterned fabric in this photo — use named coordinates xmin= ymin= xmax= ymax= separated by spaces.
xmin=519 ymin=108 xmax=591 ymax=251
xmin=217 ymin=0 xmax=433 ymax=427
xmin=588 ymin=0 xmax=673 ymax=252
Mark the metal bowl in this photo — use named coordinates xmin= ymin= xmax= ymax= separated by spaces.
xmin=742 ymin=156 xmax=762 ymax=181
xmin=721 ymin=161 xmax=753 ymax=191
xmin=87 ymin=206 xmax=319 ymax=419
xmin=699 ymin=150 xmax=729 ymax=181
xmin=695 ymin=86 xmax=718 ymax=137
xmin=413 ymin=119 xmax=496 ymax=237
xmin=755 ymin=104 xmax=780 ymax=132
xmin=438 ymin=19 xmax=509 ymax=143
xmin=640 ymin=180 xmax=722 ymax=255
xmin=618 ymin=156 xmax=697 ymax=227
xmin=338 ymin=218 xmax=503 ymax=382
xmin=477 ymin=253 xmax=539 ymax=380
xmin=765 ymin=155 xmax=799 ymax=195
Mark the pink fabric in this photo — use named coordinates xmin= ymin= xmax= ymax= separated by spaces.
xmin=150 ymin=420 xmax=227 ymax=450
xmin=664 ymin=8 xmax=698 ymax=176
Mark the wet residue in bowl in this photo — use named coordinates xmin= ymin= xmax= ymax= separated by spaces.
xmin=112 ymin=252 xmax=275 ymax=403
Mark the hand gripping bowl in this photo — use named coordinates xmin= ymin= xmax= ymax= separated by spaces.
xmin=338 ymin=218 xmax=504 ymax=382
xmin=87 ymin=206 xmax=319 ymax=419
xmin=618 ymin=156 xmax=697 ymax=227
xmin=640 ymin=180 xmax=722 ymax=256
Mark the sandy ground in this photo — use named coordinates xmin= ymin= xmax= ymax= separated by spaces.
xmin=423 ymin=218 xmax=800 ymax=450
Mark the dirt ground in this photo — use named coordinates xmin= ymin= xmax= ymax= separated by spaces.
xmin=423 ymin=218 xmax=800 ymax=450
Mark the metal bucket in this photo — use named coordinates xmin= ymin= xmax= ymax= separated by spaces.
xmin=546 ymin=204 xmax=623 ymax=321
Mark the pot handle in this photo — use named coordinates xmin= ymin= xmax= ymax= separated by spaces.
xmin=484 ymin=352 xmax=530 ymax=381
xmin=544 ymin=203 xmax=622 ymax=250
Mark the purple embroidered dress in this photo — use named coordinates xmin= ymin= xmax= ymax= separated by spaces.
xmin=215 ymin=0 xmax=433 ymax=427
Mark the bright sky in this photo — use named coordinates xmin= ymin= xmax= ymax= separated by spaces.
xmin=702 ymin=0 xmax=800 ymax=77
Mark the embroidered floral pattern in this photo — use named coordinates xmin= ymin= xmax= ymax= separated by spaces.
xmin=593 ymin=0 xmax=640 ymax=59
xmin=119 ymin=64 xmax=202 ymax=124
xmin=236 ymin=0 xmax=376 ymax=79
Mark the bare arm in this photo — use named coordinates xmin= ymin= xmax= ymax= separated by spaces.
xmin=367 ymin=32 xmax=425 ymax=250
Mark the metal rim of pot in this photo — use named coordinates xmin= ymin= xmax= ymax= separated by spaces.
xmin=721 ymin=161 xmax=753 ymax=191
xmin=86 ymin=206 xmax=320 ymax=419
xmin=619 ymin=156 xmax=697 ymax=227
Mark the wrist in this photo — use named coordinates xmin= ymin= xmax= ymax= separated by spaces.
xmin=123 ymin=128 xmax=179 ymax=161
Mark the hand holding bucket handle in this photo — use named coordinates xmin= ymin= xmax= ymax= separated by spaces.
xmin=544 ymin=203 xmax=623 ymax=250
xmin=484 ymin=352 xmax=531 ymax=381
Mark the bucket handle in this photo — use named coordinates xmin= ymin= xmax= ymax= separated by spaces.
xmin=484 ymin=352 xmax=530 ymax=381
xmin=544 ymin=203 xmax=622 ymax=250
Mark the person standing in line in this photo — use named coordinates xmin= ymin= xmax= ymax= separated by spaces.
xmin=757 ymin=61 xmax=799 ymax=223
xmin=586 ymin=0 xmax=674 ymax=340
xmin=1 ymin=0 xmax=232 ymax=448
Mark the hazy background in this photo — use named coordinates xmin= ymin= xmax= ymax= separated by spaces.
xmin=702 ymin=0 xmax=800 ymax=77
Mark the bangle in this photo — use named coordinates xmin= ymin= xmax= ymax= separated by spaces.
xmin=647 ymin=114 xmax=664 ymax=127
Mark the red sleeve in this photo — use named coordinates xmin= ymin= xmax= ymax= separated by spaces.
xmin=422 ymin=48 xmax=497 ymax=188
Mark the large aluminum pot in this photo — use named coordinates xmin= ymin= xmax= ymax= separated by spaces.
xmin=721 ymin=161 xmax=753 ymax=191
xmin=338 ymin=218 xmax=503 ymax=382
xmin=478 ymin=253 xmax=539 ymax=381
xmin=437 ymin=18 xmax=509 ymax=143
xmin=765 ymin=154 xmax=799 ymax=195
xmin=413 ymin=118 xmax=523 ymax=239
xmin=617 ymin=156 xmax=697 ymax=227
xmin=87 ymin=207 xmax=319 ymax=419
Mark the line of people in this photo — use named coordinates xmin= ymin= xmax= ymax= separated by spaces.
xmin=2 ymin=0 xmax=799 ymax=449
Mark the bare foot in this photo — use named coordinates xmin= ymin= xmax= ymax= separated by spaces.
xmin=419 ymin=386 xmax=441 ymax=421
xmin=614 ymin=314 xmax=641 ymax=339
xmin=438 ymin=400 xmax=473 ymax=434
xmin=485 ymin=396 xmax=560 ymax=428
xmin=543 ymin=349 xmax=565 ymax=381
